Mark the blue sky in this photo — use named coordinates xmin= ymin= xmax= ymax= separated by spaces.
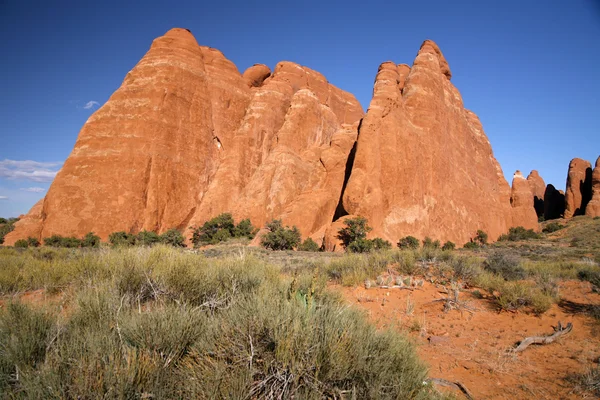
xmin=1 ymin=0 xmax=599 ymax=217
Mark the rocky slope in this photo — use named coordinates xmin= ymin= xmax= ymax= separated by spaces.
xmin=6 ymin=29 xmax=533 ymax=247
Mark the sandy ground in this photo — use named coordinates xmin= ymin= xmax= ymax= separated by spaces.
xmin=340 ymin=280 xmax=600 ymax=399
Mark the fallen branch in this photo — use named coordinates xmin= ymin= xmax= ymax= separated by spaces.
xmin=512 ymin=321 xmax=573 ymax=353
xmin=427 ymin=378 xmax=474 ymax=400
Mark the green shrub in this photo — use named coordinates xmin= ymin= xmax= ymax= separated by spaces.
xmin=498 ymin=226 xmax=541 ymax=241
xmin=347 ymin=238 xmax=374 ymax=253
xmin=463 ymin=241 xmax=479 ymax=249
xmin=0 ymin=302 xmax=53 ymax=390
xmin=542 ymin=222 xmax=565 ymax=233
xmin=261 ymin=220 xmax=301 ymax=250
xmin=108 ymin=231 xmax=136 ymax=247
xmin=475 ymin=230 xmax=488 ymax=245
xmin=483 ymin=251 xmax=525 ymax=281
xmin=422 ymin=237 xmax=440 ymax=249
xmin=81 ymin=232 xmax=101 ymax=248
xmin=232 ymin=218 xmax=257 ymax=239
xmin=61 ymin=237 xmax=83 ymax=248
xmin=27 ymin=237 xmax=41 ymax=247
xmin=191 ymin=213 xmax=256 ymax=247
xmin=578 ymin=269 xmax=600 ymax=292
xmin=441 ymin=241 xmax=455 ymax=251
xmin=337 ymin=216 xmax=371 ymax=250
xmin=14 ymin=239 xmax=29 ymax=248
xmin=43 ymin=234 xmax=82 ymax=248
xmin=451 ymin=256 xmax=482 ymax=283
xmin=371 ymin=237 xmax=392 ymax=251
xmin=160 ymin=228 xmax=186 ymax=247
xmin=136 ymin=230 xmax=161 ymax=246
xmin=0 ymin=218 xmax=18 ymax=245
xmin=298 ymin=237 xmax=320 ymax=252
xmin=397 ymin=236 xmax=420 ymax=249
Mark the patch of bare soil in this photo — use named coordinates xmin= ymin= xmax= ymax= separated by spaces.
xmin=339 ymin=280 xmax=600 ymax=399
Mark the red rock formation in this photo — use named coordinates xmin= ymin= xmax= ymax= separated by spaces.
xmin=510 ymin=171 xmax=539 ymax=230
xmin=5 ymin=28 xmax=363 ymax=245
xmin=585 ymin=156 xmax=600 ymax=217
xmin=527 ymin=170 xmax=546 ymax=218
xmin=6 ymin=32 xmax=529 ymax=247
xmin=339 ymin=40 xmax=517 ymax=245
xmin=564 ymin=158 xmax=593 ymax=218
xmin=243 ymin=64 xmax=271 ymax=87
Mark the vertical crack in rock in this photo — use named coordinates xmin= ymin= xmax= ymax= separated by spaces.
xmin=332 ymin=120 xmax=362 ymax=222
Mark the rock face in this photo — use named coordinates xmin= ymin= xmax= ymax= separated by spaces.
xmin=338 ymin=40 xmax=519 ymax=245
xmin=510 ymin=171 xmax=539 ymax=230
xmin=543 ymin=184 xmax=565 ymax=220
xmin=6 ymin=31 xmax=526 ymax=247
xmin=585 ymin=156 xmax=600 ymax=217
xmin=5 ymin=28 xmax=363 ymax=245
xmin=564 ymin=158 xmax=593 ymax=218
xmin=527 ymin=170 xmax=546 ymax=218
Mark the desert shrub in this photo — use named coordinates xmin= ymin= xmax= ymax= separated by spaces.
xmin=27 ymin=237 xmax=41 ymax=247
xmin=567 ymin=366 xmax=600 ymax=398
xmin=392 ymin=250 xmax=419 ymax=275
xmin=191 ymin=213 xmax=235 ymax=246
xmin=475 ymin=230 xmax=488 ymax=245
xmin=61 ymin=236 xmax=83 ymax=248
xmin=397 ymin=236 xmax=420 ymax=250
xmin=422 ymin=237 xmax=440 ymax=249
xmin=498 ymin=226 xmax=541 ymax=241
xmin=578 ymin=269 xmax=600 ymax=292
xmin=347 ymin=238 xmax=374 ymax=253
xmin=496 ymin=281 xmax=553 ymax=314
xmin=543 ymin=222 xmax=565 ymax=233
xmin=297 ymin=237 xmax=320 ymax=252
xmin=14 ymin=239 xmax=29 ymax=248
xmin=441 ymin=241 xmax=455 ymax=251
xmin=81 ymin=232 xmax=101 ymax=248
xmin=337 ymin=216 xmax=372 ymax=251
xmin=261 ymin=220 xmax=301 ymax=250
xmin=483 ymin=251 xmax=525 ymax=281
xmin=0 ymin=218 xmax=18 ymax=245
xmin=43 ymin=234 xmax=81 ymax=248
xmin=160 ymin=228 xmax=186 ymax=247
xmin=109 ymin=231 xmax=136 ymax=247
xmin=326 ymin=252 xmax=393 ymax=286
xmin=371 ymin=237 xmax=392 ymax=251
xmin=451 ymin=256 xmax=483 ymax=284
xmin=232 ymin=218 xmax=257 ymax=239
xmin=463 ymin=241 xmax=479 ymax=249
xmin=191 ymin=213 xmax=257 ymax=247
xmin=43 ymin=234 xmax=65 ymax=247
xmin=0 ymin=302 xmax=53 ymax=390
xmin=136 ymin=230 xmax=160 ymax=246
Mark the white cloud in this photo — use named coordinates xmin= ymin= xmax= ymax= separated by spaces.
xmin=0 ymin=196 xmax=8 ymax=200
xmin=0 ymin=160 xmax=62 ymax=183
xmin=83 ymin=100 xmax=100 ymax=110
xmin=20 ymin=187 xmax=46 ymax=193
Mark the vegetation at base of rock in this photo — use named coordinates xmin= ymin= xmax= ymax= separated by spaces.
xmin=261 ymin=220 xmax=302 ymax=250
xmin=43 ymin=235 xmax=82 ymax=248
xmin=371 ymin=237 xmax=392 ymax=251
xmin=297 ymin=237 xmax=320 ymax=252
xmin=542 ymin=221 xmax=565 ymax=233
xmin=0 ymin=217 xmax=19 ymax=245
xmin=441 ymin=241 xmax=455 ymax=251
xmin=337 ymin=216 xmax=371 ymax=250
xmin=498 ymin=226 xmax=541 ymax=241
xmin=190 ymin=213 xmax=257 ymax=247
xmin=159 ymin=228 xmax=186 ymax=247
xmin=398 ymin=236 xmax=420 ymax=249
xmin=0 ymin=246 xmax=435 ymax=399
xmin=422 ymin=237 xmax=440 ymax=249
